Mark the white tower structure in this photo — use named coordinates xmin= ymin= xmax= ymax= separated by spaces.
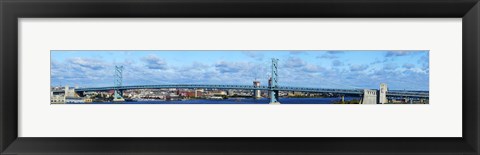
xmin=64 ymin=85 xmax=77 ymax=98
xmin=64 ymin=85 xmax=69 ymax=97
xmin=361 ymin=89 xmax=377 ymax=104
xmin=379 ymin=83 xmax=388 ymax=104
xmin=253 ymin=81 xmax=261 ymax=99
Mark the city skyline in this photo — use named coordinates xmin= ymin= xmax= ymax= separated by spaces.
xmin=51 ymin=50 xmax=429 ymax=91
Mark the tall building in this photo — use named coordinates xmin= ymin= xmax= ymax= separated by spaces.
xmin=253 ymin=80 xmax=261 ymax=99
xmin=379 ymin=83 xmax=388 ymax=104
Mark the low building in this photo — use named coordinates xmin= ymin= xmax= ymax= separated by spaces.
xmin=51 ymin=95 xmax=65 ymax=104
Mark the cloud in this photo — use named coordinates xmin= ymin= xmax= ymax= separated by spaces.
xmin=282 ymin=57 xmax=306 ymax=68
xmin=302 ymin=64 xmax=325 ymax=73
xmin=69 ymin=57 xmax=105 ymax=70
xmin=215 ymin=61 xmax=252 ymax=73
xmin=385 ymin=51 xmax=416 ymax=57
xmin=50 ymin=57 xmax=113 ymax=87
xmin=402 ymin=63 xmax=415 ymax=69
xmin=418 ymin=54 xmax=429 ymax=63
xmin=317 ymin=54 xmax=338 ymax=59
xmin=51 ymin=51 xmax=429 ymax=90
xmin=141 ymin=55 xmax=168 ymax=70
xmin=369 ymin=68 xmax=429 ymax=90
xmin=332 ymin=60 xmax=344 ymax=66
xmin=316 ymin=51 xmax=344 ymax=59
xmin=383 ymin=63 xmax=398 ymax=70
xmin=180 ymin=62 xmax=210 ymax=72
xmin=349 ymin=64 xmax=369 ymax=72
xmin=242 ymin=52 xmax=265 ymax=61
xmin=369 ymin=58 xmax=383 ymax=65
xmin=51 ymin=60 xmax=61 ymax=69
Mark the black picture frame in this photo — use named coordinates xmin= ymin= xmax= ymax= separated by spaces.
xmin=1 ymin=0 xmax=479 ymax=154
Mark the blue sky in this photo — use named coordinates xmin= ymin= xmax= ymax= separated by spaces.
xmin=51 ymin=50 xmax=429 ymax=90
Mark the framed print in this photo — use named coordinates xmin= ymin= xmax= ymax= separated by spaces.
xmin=23 ymin=19 xmax=448 ymax=138
xmin=1 ymin=0 xmax=479 ymax=155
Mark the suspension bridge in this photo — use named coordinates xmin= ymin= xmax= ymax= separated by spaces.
xmin=52 ymin=58 xmax=429 ymax=104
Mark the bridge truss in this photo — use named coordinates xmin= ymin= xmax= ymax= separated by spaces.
xmin=72 ymin=84 xmax=429 ymax=98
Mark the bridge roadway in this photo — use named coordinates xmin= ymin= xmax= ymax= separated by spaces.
xmin=53 ymin=84 xmax=428 ymax=98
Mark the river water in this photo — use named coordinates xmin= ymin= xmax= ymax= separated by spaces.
xmin=68 ymin=97 xmax=360 ymax=104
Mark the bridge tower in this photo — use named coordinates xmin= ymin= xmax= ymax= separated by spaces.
xmin=113 ymin=65 xmax=125 ymax=102
xmin=269 ymin=58 xmax=280 ymax=104
xmin=253 ymin=80 xmax=261 ymax=99
xmin=379 ymin=83 xmax=388 ymax=104
xmin=360 ymin=89 xmax=377 ymax=104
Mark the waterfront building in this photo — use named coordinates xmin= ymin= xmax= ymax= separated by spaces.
xmin=209 ymin=90 xmax=227 ymax=96
xmin=227 ymin=89 xmax=235 ymax=96
xmin=50 ymin=95 xmax=65 ymax=104
xmin=194 ymin=89 xmax=204 ymax=98
xmin=178 ymin=91 xmax=196 ymax=98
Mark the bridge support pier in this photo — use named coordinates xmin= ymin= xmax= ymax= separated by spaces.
xmin=360 ymin=89 xmax=377 ymax=104
xmin=113 ymin=90 xmax=125 ymax=102
xmin=269 ymin=90 xmax=280 ymax=104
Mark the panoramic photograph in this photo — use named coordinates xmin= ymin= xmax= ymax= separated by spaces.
xmin=50 ymin=50 xmax=429 ymax=104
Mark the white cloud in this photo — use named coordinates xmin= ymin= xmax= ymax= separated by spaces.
xmin=332 ymin=60 xmax=344 ymax=66
xmin=282 ymin=57 xmax=306 ymax=68
xmin=385 ymin=51 xmax=416 ymax=57
xmin=141 ymin=55 xmax=168 ymax=70
xmin=349 ymin=64 xmax=369 ymax=72
xmin=402 ymin=63 xmax=415 ymax=69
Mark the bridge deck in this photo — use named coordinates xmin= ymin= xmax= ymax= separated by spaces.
xmin=52 ymin=84 xmax=428 ymax=98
